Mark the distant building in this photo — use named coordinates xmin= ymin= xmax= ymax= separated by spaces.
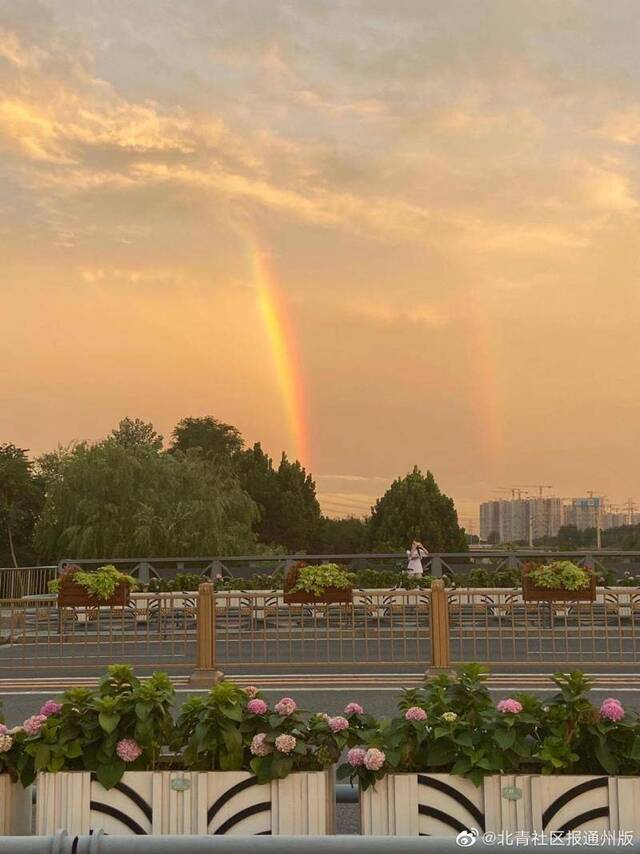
xmin=479 ymin=496 xmax=562 ymax=543
xmin=563 ymin=497 xmax=604 ymax=531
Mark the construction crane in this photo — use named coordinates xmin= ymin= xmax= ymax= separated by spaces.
xmin=496 ymin=487 xmax=529 ymax=500
xmin=512 ymin=484 xmax=554 ymax=498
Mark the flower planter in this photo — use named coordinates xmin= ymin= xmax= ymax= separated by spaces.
xmin=57 ymin=576 xmax=131 ymax=608
xmin=283 ymin=587 xmax=352 ymax=606
xmin=522 ymin=570 xmax=596 ymax=603
xmin=36 ymin=770 xmax=334 ymax=835
xmin=360 ymin=773 xmax=640 ymax=836
xmin=0 ymin=775 xmax=32 ymax=835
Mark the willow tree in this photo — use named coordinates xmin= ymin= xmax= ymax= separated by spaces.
xmin=34 ymin=439 xmax=257 ymax=559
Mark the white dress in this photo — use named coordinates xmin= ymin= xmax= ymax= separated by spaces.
xmin=407 ymin=547 xmax=427 ymax=575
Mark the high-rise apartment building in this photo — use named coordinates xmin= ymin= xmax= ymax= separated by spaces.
xmin=479 ymin=497 xmax=562 ymax=543
xmin=562 ymin=497 xmax=604 ymax=531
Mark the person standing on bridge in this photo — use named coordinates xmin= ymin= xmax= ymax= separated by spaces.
xmin=406 ymin=540 xmax=428 ymax=576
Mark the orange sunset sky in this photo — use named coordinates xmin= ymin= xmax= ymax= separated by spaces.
xmin=2 ymin=1 xmax=640 ymax=526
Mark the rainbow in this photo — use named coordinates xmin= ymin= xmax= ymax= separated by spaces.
xmin=245 ymin=238 xmax=311 ymax=469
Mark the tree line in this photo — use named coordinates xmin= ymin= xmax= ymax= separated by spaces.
xmin=0 ymin=416 xmax=467 ymax=566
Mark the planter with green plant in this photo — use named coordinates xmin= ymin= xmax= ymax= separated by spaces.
xmin=0 ymin=703 xmax=32 ymax=835
xmin=522 ymin=560 xmax=596 ymax=602
xmin=51 ymin=564 xmax=136 ymax=607
xmin=356 ymin=666 xmax=640 ymax=836
xmin=284 ymin=563 xmax=355 ymax=604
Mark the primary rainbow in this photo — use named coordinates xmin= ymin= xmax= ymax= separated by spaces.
xmin=246 ymin=238 xmax=311 ymax=469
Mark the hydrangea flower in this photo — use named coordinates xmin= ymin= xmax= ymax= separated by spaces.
xmin=328 ymin=716 xmax=349 ymax=732
xmin=116 ymin=739 xmax=142 ymax=763
xmin=497 ymin=699 xmax=523 ymax=714
xmin=405 ymin=706 xmax=427 ymax=722
xmin=441 ymin=712 xmax=458 ymax=723
xmin=347 ymin=747 xmax=367 ymax=767
xmin=23 ymin=714 xmax=47 ymax=735
xmin=40 ymin=700 xmax=63 ymax=718
xmin=250 ymin=733 xmax=272 ymax=757
xmin=344 ymin=702 xmax=364 ymax=715
xmin=600 ymin=698 xmax=624 ymax=722
xmin=274 ymin=734 xmax=296 ymax=754
xmin=0 ymin=734 xmax=12 ymax=753
xmin=364 ymin=748 xmax=385 ymax=771
xmin=244 ymin=686 xmax=259 ymax=699
xmin=247 ymin=698 xmax=268 ymax=715
xmin=0 ymin=724 xmax=8 ymax=735
xmin=274 ymin=697 xmax=297 ymax=716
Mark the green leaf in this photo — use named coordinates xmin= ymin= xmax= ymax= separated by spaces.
xmin=451 ymin=757 xmax=472 ymax=775
xmin=64 ymin=740 xmax=83 ymax=759
xmin=95 ymin=759 xmax=126 ymax=790
xmin=34 ymin=745 xmax=51 ymax=771
xmin=595 ymin=742 xmax=618 ymax=775
xmin=494 ymin=729 xmax=516 ymax=750
xmin=98 ymin=712 xmax=120 ymax=734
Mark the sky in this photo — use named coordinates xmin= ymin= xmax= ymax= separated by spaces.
xmin=2 ymin=0 xmax=640 ymax=527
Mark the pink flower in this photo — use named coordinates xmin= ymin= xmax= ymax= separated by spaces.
xmin=116 ymin=739 xmax=142 ymax=763
xmin=274 ymin=734 xmax=296 ymax=754
xmin=247 ymin=698 xmax=268 ymax=715
xmin=23 ymin=714 xmax=47 ymax=735
xmin=40 ymin=700 xmax=63 ymax=718
xmin=274 ymin=697 xmax=297 ymax=716
xmin=244 ymin=686 xmax=259 ymax=699
xmin=328 ymin=716 xmax=349 ymax=732
xmin=600 ymin=698 xmax=625 ymax=722
xmin=497 ymin=699 xmax=523 ymax=715
xmin=364 ymin=748 xmax=385 ymax=771
xmin=344 ymin=702 xmax=364 ymax=715
xmin=347 ymin=747 xmax=367 ymax=767
xmin=250 ymin=733 xmax=272 ymax=757
xmin=0 ymin=724 xmax=8 ymax=735
xmin=405 ymin=706 xmax=427 ymax=722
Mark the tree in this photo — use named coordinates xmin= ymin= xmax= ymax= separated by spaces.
xmin=34 ymin=439 xmax=257 ymax=559
xmin=311 ymin=515 xmax=369 ymax=553
xmin=169 ymin=416 xmax=243 ymax=460
xmin=235 ymin=444 xmax=321 ymax=551
xmin=0 ymin=444 xmax=44 ymax=567
xmin=111 ymin=417 xmax=163 ymax=450
xmin=368 ymin=466 xmax=467 ymax=552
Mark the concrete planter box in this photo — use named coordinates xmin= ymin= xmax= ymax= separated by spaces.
xmin=360 ymin=773 xmax=640 ymax=836
xmin=36 ymin=770 xmax=334 ymax=836
xmin=0 ymin=775 xmax=32 ymax=835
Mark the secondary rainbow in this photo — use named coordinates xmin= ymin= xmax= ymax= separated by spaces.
xmin=246 ymin=239 xmax=311 ymax=469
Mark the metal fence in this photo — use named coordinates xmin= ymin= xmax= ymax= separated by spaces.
xmin=0 ymin=593 xmax=196 ymax=674
xmin=447 ymin=587 xmax=640 ymax=666
xmin=214 ymin=588 xmax=431 ymax=668
xmin=4 ymin=580 xmax=640 ymax=677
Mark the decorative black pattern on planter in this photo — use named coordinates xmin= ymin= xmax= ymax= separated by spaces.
xmin=89 ymin=802 xmax=147 ymax=835
xmin=541 ymin=778 xmax=608 ymax=830
xmin=213 ymin=802 xmax=272 ymax=835
xmin=418 ymin=805 xmax=470 ymax=834
xmin=418 ymin=775 xmax=485 ymax=831
xmin=559 ymin=807 xmax=610 ymax=834
xmin=90 ymin=774 xmax=153 ymax=823
xmin=207 ymin=776 xmax=261 ymax=826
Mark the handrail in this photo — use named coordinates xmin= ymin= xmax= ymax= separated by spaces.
xmin=0 ymin=834 xmax=635 ymax=853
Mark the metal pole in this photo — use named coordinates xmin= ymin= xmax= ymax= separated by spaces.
xmin=189 ymin=582 xmax=223 ymax=686
xmin=2 ymin=836 xmax=638 ymax=854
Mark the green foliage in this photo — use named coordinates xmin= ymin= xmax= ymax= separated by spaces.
xmin=148 ymin=573 xmax=204 ymax=592
xmin=73 ymin=565 xmax=137 ymax=600
xmin=34 ymin=437 xmax=257 ymax=559
xmin=236 ymin=444 xmax=321 ymax=551
xmin=526 ymin=560 xmax=592 ymax=591
xmin=111 ymin=418 xmax=163 ymax=451
xmin=368 ymin=466 xmax=467 ymax=552
xmin=290 ymin=563 xmax=355 ymax=596
xmin=0 ymin=444 xmax=45 ymax=568
xmin=169 ymin=416 xmax=243 ymax=460
xmin=19 ymin=665 xmax=175 ymax=788
xmin=311 ymin=515 xmax=369 ymax=553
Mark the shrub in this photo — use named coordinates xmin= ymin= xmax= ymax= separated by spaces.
xmin=526 ymin=560 xmax=592 ymax=591
xmin=289 ymin=563 xmax=355 ymax=596
xmin=49 ymin=565 xmax=137 ymax=599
